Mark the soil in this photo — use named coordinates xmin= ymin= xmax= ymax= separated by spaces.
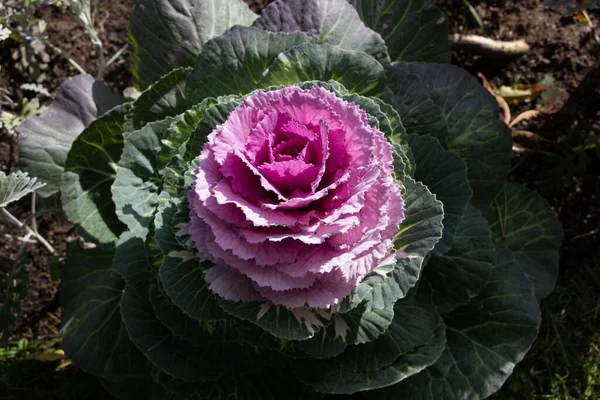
xmin=0 ymin=0 xmax=598 ymax=398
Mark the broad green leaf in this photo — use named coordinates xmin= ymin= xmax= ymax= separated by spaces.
xmin=185 ymin=26 xmax=313 ymax=105
xmin=386 ymin=62 xmax=512 ymax=209
xmin=295 ymin=298 xmax=442 ymax=393
xmin=260 ymin=43 xmax=388 ymax=97
xmin=17 ymin=74 xmax=123 ymax=196
xmin=341 ymin=178 xmax=444 ymax=312
xmin=112 ymin=118 xmax=172 ymax=239
xmin=129 ymin=0 xmax=258 ymax=90
xmin=149 ymin=281 xmax=233 ymax=346
xmin=407 ymin=134 xmax=472 ymax=255
xmin=0 ymin=170 xmax=45 ymax=207
xmin=120 ymin=286 xmax=272 ymax=382
xmin=370 ymin=244 xmax=541 ymax=399
xmin=295 ymin=315 xmax=446 ymax=394
xmin=337 ymin=298 xmax=441 ymax=371
xmin=126 ymin=67 xmax=192 ymax=131
xmin=487 ymin=182 xmax=563 ymax=299
xmin=253 ymin=0 xmax=390 ymax=65
xmin=155 ymin=198 xmax=224 ymax=321
xmin=61 ymin=104 xmax=130 ymax=244
xmin=417 ymin=204 xmax=494 ymax=314
xmin=348 ymin=0 xmax=450 ymax=63
xmin=216 ymin=299 xmax=327 ymax=341
xmin=296 ymin=305 xmax=394 ymax=359
xmin=112 ymin=231 xmax=155 ymax=298
xmin=60 ymin=244 xmax=149 ymax=381
xmin=152 ymin=369 xmax=321 ymax=400
xmin=149 ymin=282 xmax=307 ymax=358
xmin=113 ymin=104 xmax=207 ymax=239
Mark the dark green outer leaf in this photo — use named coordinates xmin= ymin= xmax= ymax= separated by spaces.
xmin=155 ymin=197 xmax=225 ymax=321
xmin=216 ymin=299 xmax=326 ymax=341
xmin=126 ymin=67 xmax=192 ymax=131
xmin=386 ymin=62 xmax=512 ymax=209
xmin=152 ymin=369 xmax=322 ymax=400
xmin=60 ymin=244 xmax=149 ymax=381
xmin=335 ymin=298 xmax=442 ymax=372
xmin=129 ymin=0 xmax=258 ymax=90
xmin=113 ymin=231 xmax=155 ymax=298
xmin=295 ymin=318 xmax=446 ymax=394
xmin=487 ymin=182 xmax=563 ymax=299
xmin=296 ymin=305 xmax=394 ymax=359
xmin=260 ymin=43 xmax=389 ymax=97
xmin=417 ymin=204 xmax=494 ymax=314
xmin=369 ymin=244 xmax=541 ymax=399
xmin=253 ymin=0 xmax=390 ymax=65
xmin=348 ymin=0 xmax=450 ymax=63
xmin=18 ymin=74 xmax=123 ymax=197
xmin=120 ymin=286 xmax=271 ymax=382
xmin=61 ymin=104 xmax=130 ymax=245
xmin=407 ymin=134 xmax=472 ymax=255
xmin=185 ymin=26 xmax=313 ymax=105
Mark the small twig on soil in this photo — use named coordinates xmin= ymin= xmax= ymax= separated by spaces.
xmin=42 ymin=39 xmax=87 ymax=75
xmin=581 ymin=10 xmax=599 ymax=42
xmin=510 ymin=110 xmax=542 ymax=128
xmin=0 ymin=208 xmax=55 ymax=254
xmin=572 ymin=228 xmax=599 ymax=241
xmin=512 ymin=130 xmax=553 ymax=143
xmin=450 ymin=34 xmax=530 ymax=58
xmin=105 ymin=43 xmax=128 ymax=70
xmin=478 ymin=72 xmax=511 ymax=124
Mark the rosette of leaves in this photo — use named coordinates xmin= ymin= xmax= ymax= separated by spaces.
xmin=17 ymin=0 xmax=563 ymax=399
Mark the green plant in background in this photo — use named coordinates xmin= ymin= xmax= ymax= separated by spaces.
xmin=16 ymin=0 xmax=563 ymax=399
xmin=0 ymin=171 xmax=52 ymax=344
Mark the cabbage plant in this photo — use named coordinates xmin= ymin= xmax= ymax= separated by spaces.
xmin=17 ymin=0 xmax=563 ymax=399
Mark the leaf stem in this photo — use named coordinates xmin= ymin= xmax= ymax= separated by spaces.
xmin=0 ymin=207 xmax=55 ymax=254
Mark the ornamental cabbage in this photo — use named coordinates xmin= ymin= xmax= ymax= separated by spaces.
xmin=16 ymin=0 xmax=563 ymax=399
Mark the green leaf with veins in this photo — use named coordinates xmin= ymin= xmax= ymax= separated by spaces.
xmin=487 ymin=182 xmax=563 ymax=300
xmin=129 ymin=0 xmax=258 ymax=90
xmin=17 ymin=74 xmax=123 ymax=196
xmin=296 ymin=304 xmax=394 ymax=359
xmin=126 ymin=67 xmax=193 ymax=131
xmin=112 ymin=231 xmax=156 ymax=298
xmin=369 ymin=243 xmax=541 ymax=400
xmin=294 ymin=308 xmax=445 ymax=394
xmin=260 ymin=43 xmax=389 ymax=97
xmin=386 ymin=62 xmax=512 ymax=209
xmin=152 ymin=369 xmax=320 ymax=400
xmin=60 ymin=244 xmax=150 ymax=381
xmin=348 ymin=0 xmax=450 ymax=63
xmin=61 ymin=104 xmax=130 ymax=245
xmin=417 ymin=204 xmax=494 ymax=314
xmin=156 ymin=197 xmax=224 ymax=321
xmin=120 ymin=286 xmax=274 ymax=382
xmin=185 ymin=26 xmax=314 ymax=105
xmin=253 ymin=0 xmax=390 ymax=66
xmin=113 ymin=103 xmax=207 ymax=240
xmin=407 ymin=134 xmax=472 ymax=255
